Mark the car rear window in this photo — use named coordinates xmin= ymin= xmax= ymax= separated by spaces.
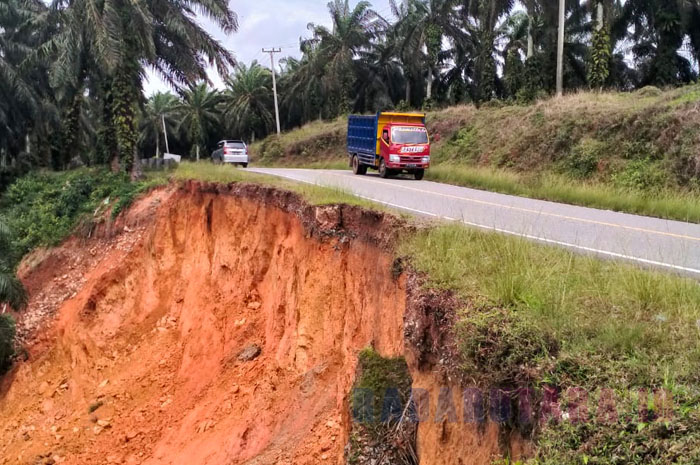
xmin=225 ymin=142 xmax=246 ymax=149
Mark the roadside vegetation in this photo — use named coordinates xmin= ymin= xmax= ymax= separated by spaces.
xmin=0 ymin=168 xmax=167 ymax=371
xmin=255 ymin=85 xmax=700 ymax=222
xmin=173 ymin=162 xmax=391 ymax=211
xmin=400 ymin=225 xmax=700 ymax=463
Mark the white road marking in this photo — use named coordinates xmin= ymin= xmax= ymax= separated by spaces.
xmin=252 ymin=169 xmax=700 ymax=277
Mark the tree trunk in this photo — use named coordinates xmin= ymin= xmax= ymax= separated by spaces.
xmin=596 ymin=2 xmax=604 ymax=31
xmin=527 ymin=0 xmax=534 ymax=59
xmin=405 ymin=80 xmax=411 ymax=104
xmin=196 ymin=145 xmax=200 ymax=162
xmin=426 ymin=70 xmax=433 ymax=101
xmin=155 ymin=135 xmax=160 ymax=159
xmin=130 ymin=145 xmax=142 ymax=181
xmin=57 ymin=92 xmax=82 ymax=170
xmin=110 ymin=154 xmax=121 ymax=172
xmin=112 ymin=66 xmax=138 ymax=174
xmin=98 ymin=80 xmax=119 ymax=169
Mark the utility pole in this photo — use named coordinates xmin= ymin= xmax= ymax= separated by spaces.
xmin=161 ymin=114 xmax=170 ymax=157
xmin=556 ymin=0 xmax=565 ymax=97
xmin=263 ymin=47 xmax=282 ymax=135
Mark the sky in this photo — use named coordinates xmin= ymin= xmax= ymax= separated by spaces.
xmin=143 ymin=0 xmax=394 ymax=95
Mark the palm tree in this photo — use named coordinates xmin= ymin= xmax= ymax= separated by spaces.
xmin=391 ymin=0 xmax=463 ymax=104
xmin=619 ymin=0 xmax=697 ymax=86
xmin=140 ymin=92 xmax=179 ymax=158
xmin=279 ymin=44 xmax=326 ymax=124
xmin=220 ymin=62 xmax=274 ymax=142
xmin=0 ymin=0 xmax=56 ymax=170
xmin=586 ymin=0 xmax=613 ymax=89
xmin=176 ymin=83 xmax=221 ymax=161
xmin=307 ymin=0 xmax=387 ymax=115
xmin=465 ymin=0 xmax=517 ymax=104
xmin=51 ymin=0 xmax=238 ymax=178
xmin=355 ymin=37 xmax=406 ymax=111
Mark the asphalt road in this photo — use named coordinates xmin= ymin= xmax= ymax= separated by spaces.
xmin=250 ymin=168 xmax=700 ymax=278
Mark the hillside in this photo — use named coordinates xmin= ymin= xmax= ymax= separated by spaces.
xmin=252 ymin=85 xmax=700 ymax=222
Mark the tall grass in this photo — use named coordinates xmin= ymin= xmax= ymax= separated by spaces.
xmin=401 ymin=224 xmax=700 ymax=387
xmin=427 ymin=164 xmax=700 ymax=223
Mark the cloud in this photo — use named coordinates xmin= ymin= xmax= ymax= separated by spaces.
xmin=144 ymin=0 xmax=391 ymax=95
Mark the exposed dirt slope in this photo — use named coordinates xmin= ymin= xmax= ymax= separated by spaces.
xmin=0 ymin=181 xmax=523 ymax=465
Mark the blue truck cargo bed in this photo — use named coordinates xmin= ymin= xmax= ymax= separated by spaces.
xmin=347 ymin=115 xmax=379 ymax=166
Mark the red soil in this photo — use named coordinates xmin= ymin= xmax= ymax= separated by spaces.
xmin=0 ymin=181 xmax=528 ymax=465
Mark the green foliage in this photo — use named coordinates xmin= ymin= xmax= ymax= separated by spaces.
xmin=535 ymin=389 xmax=700 ymax=464
xmin=257 ymin=136 xmax=285 ymax=162
xmin=518 ymin=55 xmax=547 ymax=103
xmin=221 ymin=62 xmax=274 ymax=141
xmin=457 ymin=309 xmax=557 ymax=386
xmin=402 ymin=224 xmax=700 ymax=385
xmin=401 ymin=223 xmax=700 ymax=463
xmin=0 ymin=314 xmax=16 ymax=374
xmin=176 ymin=83 xmax=224 ymax=160
xmin=563 ymin=138 xmax=606 ymax=179
xmin=112 ymin=65 xmax=139 ymax=174
xmin=351 ymin=347 xmax=412 ymax=431
xmin=446 ymin=126 xmax=482 ymax=162
xmin=612 ymin=159 xmax=670 ymax=192
xmin=504 ymin=49 xmax=526 ymax=98
xmin=0 ymin=169 xmax=160 ymax=258
xmin=587 ymin=27 xmax=612 ymax=90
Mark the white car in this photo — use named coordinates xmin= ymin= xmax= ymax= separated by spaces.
xmin=212 ymin=140 xmax=249 ymax=167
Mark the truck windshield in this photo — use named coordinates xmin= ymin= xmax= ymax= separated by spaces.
xmin=391 ymin=127 xmax=428 ymax=144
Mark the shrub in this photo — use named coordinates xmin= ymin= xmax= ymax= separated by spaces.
xmin=613 ymin=159 xmax=670 ymax=192
xmin=457 ymin=309 xmax=558 ymax=386
xmin=0 ymin=168 xmax=156 ymax=258
xmin=563 ymin=138 xmax=607 ymax=179
xmin=0 ymin=314 xmax=16 ymax=374
xmin=636 ymin=86 xmax=663 ymax=98
xmin=257 ymin=135 xmax=284 ymax=162
xmin=447 ymin=126 xmax=482 ymax=162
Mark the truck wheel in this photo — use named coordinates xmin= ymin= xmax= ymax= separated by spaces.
xmin=379 ymin=158 xmax=391 ymax=178
xmin=352 ymin=155 xmax=367 ymax=175
xmin=241 ymin=163 xmax=248 ymax=168
xmin=414 ymin=169 xmax=425 ymax=181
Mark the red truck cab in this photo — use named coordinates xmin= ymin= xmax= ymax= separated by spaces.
xmin=379 ymin=123 xmax=431 ymax=176
xmin=347 ymin=112 xmax=431 ymax=180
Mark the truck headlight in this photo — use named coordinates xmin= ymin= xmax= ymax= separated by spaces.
xmin=389 ymin=155 xmax=400 ymax=163
xmin=421 ymin=156 xmax=430 ymax=164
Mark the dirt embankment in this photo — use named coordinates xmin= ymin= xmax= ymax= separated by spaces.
xmin=0 ymin=181 xmax=525 ymax=464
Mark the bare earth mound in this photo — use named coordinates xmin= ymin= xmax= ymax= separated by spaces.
xmin=0 ymin=181 xmax=522 ymax=465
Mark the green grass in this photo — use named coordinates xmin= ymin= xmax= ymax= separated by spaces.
xmin=173 ymin=162 xmax=389 ymax=211
xmin=427 ymin=164 xmax=700 ymax=223
xmin=400 ymin=224 xmax=700 ymax=463
xmin=0 ymin=168 xmax=168 ymax=260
